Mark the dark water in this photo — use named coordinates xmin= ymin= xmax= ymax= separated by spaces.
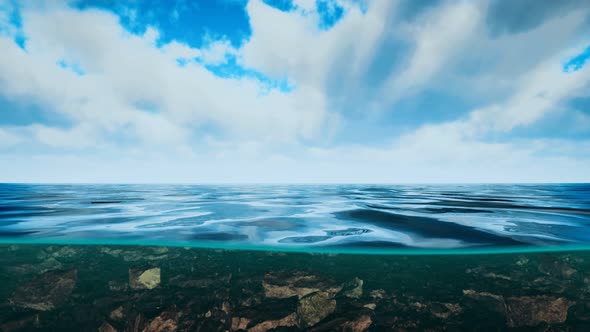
xmin=1 ymin=183 xmax=590 ymax=253
xmin=1 ymin=244 xmax=590 ymax=331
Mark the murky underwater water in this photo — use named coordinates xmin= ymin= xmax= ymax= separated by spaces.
xmin=1 ymin=245 xmax=590 ymax=331
xmin=1 ymin=184 xmax=590 ymax=331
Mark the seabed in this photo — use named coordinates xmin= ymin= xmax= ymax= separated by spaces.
xmin=1 ymin=244 xmax=590 ymax=331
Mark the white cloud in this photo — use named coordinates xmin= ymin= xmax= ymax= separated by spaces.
xmin=198 ymin=39 xmax=236 ymax=65
xmin=0 ymin=0 xmax=589 ymax=183
xmin=381 ymin=1 xmax=482 ymax=104
xmin=0 ymin=5 xmax=332 ymax=149
xmin=240 ymin=0 xmax=395 ymax=89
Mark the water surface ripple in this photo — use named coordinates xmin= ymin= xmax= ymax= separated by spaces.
xmin=1 ymin=183 xmax=589 ymax=253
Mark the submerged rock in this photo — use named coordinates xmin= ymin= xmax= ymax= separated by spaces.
xmin=340 ymin=277 xmax=363 ymax=299
xmin=463 ymin=289 xmax=571 ymax=327
xmin=231 ymin=296 xmax=298 ymax=331
xmin=109 ymin=306 xmax=125 ymax=321
xmin=340 ymin=314 xmax=372 ymax=332
xmin=8 ymin=257 xmax=64 ymax=275
xmin=102 ymin=247 xmax=169 ymax=262
xmin=262 ymin=271 xmax=342 ymax=299
xmin=129 ymin=267 xmax=161 ymax=290
xmin=369 ymin=289 xmax=387 ymax=301
xmin=538 ymin=258 xmax=577 ymax=279
xmin=230 ymin=317 xmax=251 ymax=331
xmin=38 ymin=246 xmax=78 ymax=260
xmin=11 ymin=269 xmax=77 ymax=311
xmin=247 ymin=312 xmax=297 ymax=332
xmin=505 ymin=296 xmax=571 ymax=327
xmin=142 ymin=310 xmax=179 ymax=332
xmin=297 ymin=291 xmax=337 ymax=328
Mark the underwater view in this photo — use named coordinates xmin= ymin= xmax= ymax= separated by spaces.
xmin=1 ymin=184 xmax=590 ymax=331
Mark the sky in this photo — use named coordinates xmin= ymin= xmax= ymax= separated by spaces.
xmin=0 ymin=0 xmax=589 ymax=184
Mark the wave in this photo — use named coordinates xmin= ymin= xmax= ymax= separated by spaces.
xmin=0 ymin=183 xmax=589 ymax=254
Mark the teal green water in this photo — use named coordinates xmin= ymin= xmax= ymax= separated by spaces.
xmin=4 ymin=238 xmax=590 ymax=256
xmin=1 ymin=244 xmax=590 ymax=331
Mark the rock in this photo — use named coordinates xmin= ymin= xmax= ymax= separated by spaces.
xmin=481 ymin=272 xmax=511 ymax=281
xmin=231 ymin=297 xmax=298 ymax=331
xmin=505 ymin=296 xmax=571 ymax=327
xmin=129 ymin=267 xmax=161 ymax=290
xmin=102 ymin=247 xmax=168 ymax=262
xmin=101 ymin=248 xmax=124 ymax=257
xmin=464 ymin=290 xmax=571 ymax=327
xmin=247 ymin=313 xmax=297 ymax=332
xmin=11 ymin=269 xmax=77 ymax=311
xmin=49 ymin=246 xmax=78 ymax=259
xmin=263 ymin=271 xmax=342 ymax=299
xmin=297 ymin=291 xmax=337 ymax=328
xmin=231 ymin=317 xmax=251 ymax=331
xmin=538 ymin=256 xmax=577 ymax=279
xmin=516 ymin=256 xmax=529 ymax=266
xmin=7 ymin=257 xmax=65 ymax=276
xmin=142 ymin=310 xmax=179 ymax=332
xmin=340 ymin=314 xmax=372 ymax=332
xmin=340 ymin=277 xmax=363 ymax=299
xmin=110 ymin=306 xmax=125 ymax=321
xmin=222 ymin=301 xmax=231 ymax=314
xmin=369 ymin=289 xmax=386 ymax=300
xmin=98 ymin=321 xmax=118 ymax=332
xmin=151 ymin=247 xmax=169 ymax=255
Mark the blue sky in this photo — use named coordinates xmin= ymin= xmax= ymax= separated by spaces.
xmin=0 ymin=0 xmax=589 ymax=183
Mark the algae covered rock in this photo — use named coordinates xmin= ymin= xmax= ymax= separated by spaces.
xmin=230 ymin=297 xmax=297 ymax=331
xmin=11 ymin=269 xmax=77 ymax=311
xmin=247 ymin=312 xmax=297 ymax=332
xmin=262 ymin=270 xmax=342 ymax=299
xmin=340 ymin=277 xmax=363 ymax=299
xmin=142 ymin=310 xmax=179 ymax=332
xmin=297 ymin=291 xmax=336 ymax=327
xmin=464 ymin=289 xmax=571 ymax=327
xmin=341 ymin=314 xmax=372 ymax=332
xmin=506 ymin=296 xmax=571 ymax=327
xmin=129 ymin=267 xmax=161 ymax=290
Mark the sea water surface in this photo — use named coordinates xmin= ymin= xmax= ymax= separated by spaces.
xmin=1 ymin=183 xmax=589 ymax=254
xmin=2 ymin=184 xmax=590 ymax=330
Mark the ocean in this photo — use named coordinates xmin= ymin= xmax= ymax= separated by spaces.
xmin=1 ymin=183 xmax=589 ymax=331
